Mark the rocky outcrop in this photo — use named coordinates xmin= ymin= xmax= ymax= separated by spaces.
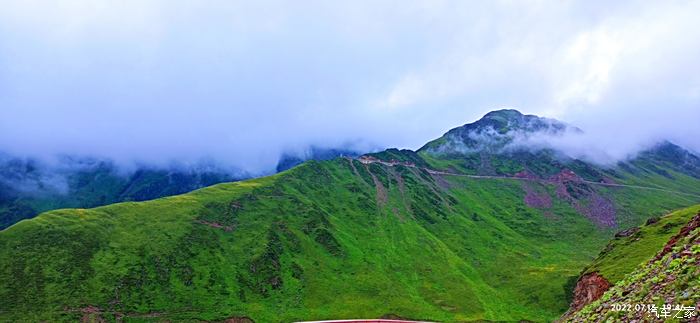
xmin=614 ymin=227 xmax=639 ymax=238
xmin=653 ymin=212 xmax=700 ymax=262
xmin=561 ymin=212 xmax=700 ymax=322
xmin=568 ymin=272 xmax=611 ymax=312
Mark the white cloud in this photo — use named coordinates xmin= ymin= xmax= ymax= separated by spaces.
xmin=0 ymin=0 xmax=699 ymax=172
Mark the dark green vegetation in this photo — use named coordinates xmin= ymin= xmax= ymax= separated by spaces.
xmin=1 ymin=147 xmax=358 ymax=230
xmin=275 ymin=146 xmax=361 ymax=172
xmin=0 ymin=157 xmax=240 ymax=230
xmin=2 ymin=110 xmax=700 ymax=322
xmin=562 ymin=208 xmax=700 ymax=322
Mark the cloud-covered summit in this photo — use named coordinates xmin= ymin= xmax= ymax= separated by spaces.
xmin=420 ymin=109 xmax=576 ymax=154
xmin=419 ymin=109 xmax=693 ymax=166
xmin=1 ymin=1 xmax=699 ymax=173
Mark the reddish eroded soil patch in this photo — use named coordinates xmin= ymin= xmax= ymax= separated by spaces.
xmin=654 ymin=212 xmax=700 ymax=262
xmin=431 ymin=173 xmax=452 ymax=189
xmin=577 ymin=194 xmax=616 ymax=227
xmin=563 ymin=213 xmax=700 ymax=322
xmin=347 ymin=158 xmax=370 ymax=186
xmin=69 ymin=306 xmax=167 ymax=323
xmin=549 ymin=169 xmax=617 ymax=227
xmin=389 ymin=168 xmax=413 ymax=219
xmin=569 ymin=272 xmax=611 ymax=312
xmin=195 ymin=219 xmax=234 ymax=232
xmin=365 ymin=165 xmax=388 ymax=207
xmin=522 ymin=183 xmax=553 ymax=209
xmin=80 ymin=306 xmax=106 ymax=323
xmin=542 ymin=210 xmax=559 ymax=219
xmin=407 ymin=167 xmax=454 ymax=212
xmin=550 ymin=169 xmax=583 ymax=183
xmin=389 ymin=167 xmax=407 ymax=196
xmin=514 ymin=170 xmax=538 ymax=180
xmin=392 ymin=207 xmax=406 ymax=222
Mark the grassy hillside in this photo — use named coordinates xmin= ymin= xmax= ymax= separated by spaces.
xmin=582 ymin=205 xmax=700 ymax=284
xmin=2 ymin=157 xmax=700 ymax=322
xmin=0 ymin=161 xmax=239 ymax=230
xmin=562 ymin=210 xmax=700 ymax=322
xmin=1 ymin=148 xmax=359 ymax=230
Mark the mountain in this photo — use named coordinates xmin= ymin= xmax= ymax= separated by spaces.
xmin=420 ymin=109 xmax=574 ymax=155
xmin=2 ymin=110 xmax=700 ymax=322
xmin=0 ymin=156 xmax=243 ymax=230
xmin=561 ymin=206 xmax=700 ymax=322
xmin=275 ymin=146 xmax=362 ymax=172
xmin=0 ymin=147 xmax=361 ymax=230
xmin=419 ymin=110 xmax=699 ymax=181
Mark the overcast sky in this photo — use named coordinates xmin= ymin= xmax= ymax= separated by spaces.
xmin=1 ymin=0 xmax=699 ymax=172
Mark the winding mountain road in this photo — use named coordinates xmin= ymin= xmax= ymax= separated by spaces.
xmin=352 ymin=157 xmax=700 ymax=199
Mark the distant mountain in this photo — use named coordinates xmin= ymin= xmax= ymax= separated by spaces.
xmin=0 ymin=156 xmax=244 ymax=229
xmin=2 ymin=110 xmax=700 ymax=322
xmin=1 ymin=146 xmax=365 ymax=229
xmin=275 ymin=146 xmax=362 ymax=172
xmin=420 ymin=109 xmax=576 ymax=154
xmin=418 ymin=109 xmax=699 ymax=187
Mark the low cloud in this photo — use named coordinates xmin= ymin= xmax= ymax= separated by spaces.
xmin=505 ymin=128 xmax=660 ymax=166
xmin=0 ymin=0 xmax=698 ymax=172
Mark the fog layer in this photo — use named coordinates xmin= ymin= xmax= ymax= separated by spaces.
xmin=1 ymin=1 xmax=699 ymax=173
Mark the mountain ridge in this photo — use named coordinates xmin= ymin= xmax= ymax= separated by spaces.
xmin=2 ymin=110 xmax=700 ymax=322
xmin=418 ymin=109 xmax=576 ymax=155
xmin=0 ymin=146 xmax=363 ymax=229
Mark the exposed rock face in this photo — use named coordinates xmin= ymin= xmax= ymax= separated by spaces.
xmin=653 ymin=212 xmax=700 ymax=262
xmin=561 ymin=212 xmax=700 ymax=322
xmin=614 ymin=227 xmax=640 ymax=238
xmin=645 ymin=216 xmax=660 ymax=225
xmin=569 ymin=272 xmax=611 ymax=312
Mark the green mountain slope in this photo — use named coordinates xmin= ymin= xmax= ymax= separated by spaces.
xmin=583 ymin=205 xmax=700 ymax=285
xmin=1 ymin=147 xmax=359 ymax=230
xmin=561 ymin=209 xmax=700 ymax=322
xmin=0 ymin=157 xmax=241 ymax=230
xmin=2 ymin=110 xmax=700 ymax=322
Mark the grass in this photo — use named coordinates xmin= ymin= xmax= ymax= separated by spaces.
xmin=563 ymin=206 xmax=700 ymax=322
xmin=2 ymin=156 xmax=700 ymax=322
xmin=582 ymin=204 xmax=700 ymax=284
xmin=0 ymin=165 xmax=238 ymax=230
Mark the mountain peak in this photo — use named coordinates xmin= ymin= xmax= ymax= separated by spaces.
xmin=419 ymin=109 xmax=571 ymax=154
xmin=482 ymin=108 xmax=524 ymax=120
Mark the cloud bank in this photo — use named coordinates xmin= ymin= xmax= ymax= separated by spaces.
xmin=1 ymin=0 xmax=699 ymax=172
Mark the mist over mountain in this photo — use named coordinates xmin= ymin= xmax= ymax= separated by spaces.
xmin=420 ymin=109 xmax=577 ymax=154
xmin=275 ymin=146 xmax=364 ymax=172
xmin=0 ymin=145 xmax=366 ymax=229
xmin=419 ymin=109 xmax=697 ymax=170
xmin=2 ymin=1 xmax=700 ymax=172
xmin=4 ymin=1 xmax=700 ymax=322
xmin=3 ymin=107 xmax=700 ymax=321
xmin=4 ymin=108 xmax=699 ymax=231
